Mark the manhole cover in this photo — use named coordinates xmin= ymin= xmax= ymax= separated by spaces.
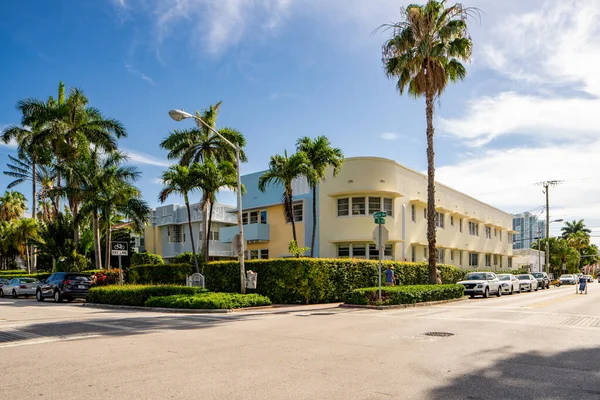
xmin=423 ymin=332 xmax=454 ymax=337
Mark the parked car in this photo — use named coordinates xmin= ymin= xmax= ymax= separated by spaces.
xmin=457 ymin=272 xmax=502 ymax=298
xmin=559 ymin=274 xmax=577 ymax=285
xmin=36 ymin=272 xmax=92 ymax=302
xmin=516 ymin=274 xmax=539 ymax=292
xmin=532 ymin=272 xmax=550 ymax=290
xmin=0 ymin=278 xmax=10 ymax=296
xmin=583 ymin=275 xmax=593 ymax=283
xmin=0 ymin=277 xmax=40 ymax=298
xmin=497 ymin=274 xmax=521 ymax=294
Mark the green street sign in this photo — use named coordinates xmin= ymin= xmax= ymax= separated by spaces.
xmin=375 ymin=217 xmax=385 ymax=225
xmin=373 ymin=211 xmax=386 ymax=218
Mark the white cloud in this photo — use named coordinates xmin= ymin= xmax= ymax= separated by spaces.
xmin=124 ymin=149 xmax=170 ymax=167
xmin=124 ymin=63 xmax=155 ymax=85
xmin=380 ymin=132 xmax=398 ymax=141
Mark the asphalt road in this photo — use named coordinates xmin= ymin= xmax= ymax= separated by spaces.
xmin=1 ymin=283 xmax=599 ymax=400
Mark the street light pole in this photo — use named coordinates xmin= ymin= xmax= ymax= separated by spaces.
xmin=169 ymin=109 xmax=246 ymax=293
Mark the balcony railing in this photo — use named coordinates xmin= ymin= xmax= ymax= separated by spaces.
xmin=220 ymin=223 xmax=270 ymax=243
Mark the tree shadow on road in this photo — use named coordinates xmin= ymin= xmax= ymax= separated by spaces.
xmin=428 ymin=347 xmax=600 ymax=400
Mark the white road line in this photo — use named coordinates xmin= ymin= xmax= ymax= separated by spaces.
xmin=82 ymin=321 xmax=132 ymax=331
xmin=0 ymin=334 xmax=102 ymax=349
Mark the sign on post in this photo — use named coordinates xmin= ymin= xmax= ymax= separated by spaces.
xmin=111 ymin=242 xmax=128 ymax=286
xmin=373 ymin=211 xmax=386 ymax=218
xmin=374 ymin=217 xmax=385 ymax=225
xmin=372 ymin=226 xmax=389 ymax=247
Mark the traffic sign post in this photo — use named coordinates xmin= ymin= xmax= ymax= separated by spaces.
xmin=372 ymin=217 xmax=389 ymax=301
xmin=111 ymin=242 xmax=128 ymax=286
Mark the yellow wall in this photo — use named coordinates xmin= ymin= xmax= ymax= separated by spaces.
xmin=143 ymin=225 xmax=162 ymax=256
xmin=246 ymin=203 xmax=305 ymax=258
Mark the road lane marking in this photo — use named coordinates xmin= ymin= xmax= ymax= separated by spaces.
xmin=524 ymin=294 xmax=580 ymax=309
xmin=83 ymin=321 xmax=132 ymax=331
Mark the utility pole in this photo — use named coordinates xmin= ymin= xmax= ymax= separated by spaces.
xmin=539 ymin=181 xmax=562 ymax=274
xmin=537 ymin=230 xmax=541 ymax=273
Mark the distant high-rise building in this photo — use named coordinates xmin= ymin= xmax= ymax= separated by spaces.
xmin=513 ymin=212 xmax=546 ymax=249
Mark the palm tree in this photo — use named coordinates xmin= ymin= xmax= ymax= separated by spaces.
xmin=258 ymin=151 xmax=311 ymax=245
xmin=296 ymin=136 xmax=344 ymax=257
xmin=195 ymin=161 xmax=239 ymax=263
xmin=567 ymin=231 xmax=590 ymax=252
xmin=11 ymin=218 xmax=38 ymax=273
xmin=380 ymin=1 xmax=475 ymax=283
xmin=0 ymin=191 xmax=27 ymax=222
xmin=561 ymin=220 xmax=591 ymax=239
xmin=159 ymin=164 xmax=204 ymax=274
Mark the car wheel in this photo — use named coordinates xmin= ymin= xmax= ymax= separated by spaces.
xmin=497 ymin=287 xmax=502 ymax=297
xmin=0 ymin=289 xmax=4 ymax=298
xmin=547 ymin=283 xmax=550 ymax=289
xmin=469 ymin=294 xmax=474 ymax=299
xmin=510 ymin=287 xmax=514 ymax=295
xmin=36 ymin=290 xmax=44 ymax=302
xmin=53 ymin=290 xmax=62 ymax=303
xmin=12 ymin=290 xmax=18 ymax=299
xmin=529 ymin=286 xmax=532 ymax=292
xmin=535 ymin=285 xmax=538 ymax=291
xmin=483 ymin=288 xmax=489 ymax=298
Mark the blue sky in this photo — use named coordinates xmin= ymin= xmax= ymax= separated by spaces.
xmin=1 ymin=0 xmax=600 ymax=243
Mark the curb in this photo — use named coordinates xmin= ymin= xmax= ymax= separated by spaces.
xmin=340 ymin=296 xmax=467 ymax=310
xmin=82 ymin=303 xmax=233 ymax=314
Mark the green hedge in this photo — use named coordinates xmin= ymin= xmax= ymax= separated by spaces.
xmin=0 ymin=272 xmax=51 ymax=280
xmin=344 ymin=284 xmax=465 ymax=306
xmin=128 ymin=264 xmax=193 ymax=285
xmin=87 ymin=285 xmax=206 ymax=306
xmin=145 ymin=293 xmax=271 ymax=309
xmin=130 ymin=252 xmax=164 ymax=267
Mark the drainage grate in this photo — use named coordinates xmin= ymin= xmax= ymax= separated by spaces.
xmin=423 ymin=332 xmax=454 ymax=337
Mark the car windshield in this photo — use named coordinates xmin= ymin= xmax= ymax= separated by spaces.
xmin=19 ymin=278 xmax=38 ymax=283
xmin=560 ymin=275 xmax=573 ymax=279
xmin=497 ymin=275 xmax=511 ymax=281
xmin=66 ymin=274 xmax=91 ymax=281
xmin=532 ymin=273 xmax=544 ymax=278
xmin=464 ymin=273 xmax=487 ymax=280
xmin=517 ymin=275 xmax=530 ymax=280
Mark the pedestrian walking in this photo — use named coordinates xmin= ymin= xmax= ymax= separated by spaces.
xmin=578 ymin=274 xmax=587 ymax=294
xmin=385 ymin=265 xmax=395 ymax=286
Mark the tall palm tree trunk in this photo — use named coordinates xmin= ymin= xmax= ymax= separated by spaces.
xmin=104 ymin=223 xmax=112 ymax=270
xmin=56 ymin=175 xmax=61 ymax=217
xmin=185 ymin=196 xmax=200 ymax=274
xmin=201 ymin=196 xmax=209 ymax=264
xmin=93 ymin=209 xmax=102 ymax=269
xmin=310 ymin=186 xmax=316 ymax=257
xmin=425 ymin=92 xmax=438 ymax=284
xmin=205 ymin=201 xmax=214 ymax=264
xmin=31 ymin=157 xmax=37 ymax=272
xmin=287 ymin=191 xmax=298 ymax=243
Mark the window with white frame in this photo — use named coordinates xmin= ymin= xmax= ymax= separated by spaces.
xmin=508 ymin=233 xmax=512 ymax=243
xmin=260 ymin=210 xmax=268 ymax=224
xmin=436 ymin=248 xmax=445 ymax=263
xmin=469 ymin=221 xmax=479 ymax=236
xmin=352 ymin=244 xmax=366 ymax=258
xmin=368 ymin=244 xmax=393 ymax=259
xmin=250 ymin=210 xmax=259 ymax=224
xmin=337 ymin=244 xmax=350 ymax=258
xmin=368 ymin=197 xmax=381 ymax=214
xmin=411 ymin=204 xmax=416 ymax=222
xmin=337 ymin=198 xmax=349 ymax=217
xmin=450 ymin=216 xmax=454 ymax=226
xmin=459 ymin=218 xmax=463 ymax=233
xmin=436 ymin=212 xmax=445 ymax=229
xmin=286 ymin=202 xmax=303 ymax=222
xmin=493 ymin=254 xmax=498 ymax=266
xmin=411 ymin=245 xmax=416 ymax=262
xmin=383 ymin=198 xmax=393 ymax=217
xmin=352 ymin=197 xmax=366 ymax=215
xmin=260 ymin=249 xmax=269 ymax=259
xmin=423 ymin=247 xmax=427 ymax=260
xmin=248 ymin=249 xmax=269 ymax=260
xmin=242 ymin=210 xmax=268 ymax=225
xmin=485 ymin=226 xmax=491 ymax=239
xmin=249 ymin=249 xmax=259 ymax=259
xmin=168 ymin=225 xmax=182 ymax=243
xmin=508 ymin=257 xmax=513 ymax=268
xmin=469 ymin=253 xmax=479 ymax=267
xmin=450 ymin=250 xmax=454 ymax=262
xmin=459 ymin=251 xmax=463 ymax=266
xmin=494 ymin=228 xmax=497 ymax=237
xmin=485 ymin=254 xmax=491 ymax=267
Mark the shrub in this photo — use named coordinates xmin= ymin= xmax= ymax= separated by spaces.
xmin=145 ymin=293 xmax=271 ymax=309
xmin=344 ymin=284 xmax=465 ymax=306
xmin=130 ymin=252 xmax=164 ymax=267
xmin=87 ymin=285 xmax=206 ymax=306
xmin=89 ymin=269 xmax=121 ymax=286
xmin=0 ymin=272 xmax=51 ymax=281
xmin=204 ymin=259 xmax=466 ymax=304
xmin=128 ymin=263 xmax=194 ymax=285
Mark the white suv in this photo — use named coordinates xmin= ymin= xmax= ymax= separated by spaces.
xmin=457 ymin=272 xmax=502 ymax=299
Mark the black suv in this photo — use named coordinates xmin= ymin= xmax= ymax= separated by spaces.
xmin=532 ymin=272 xmax=550 ymax=290
xmin=36 ymin=272 xmax=92 ymax=302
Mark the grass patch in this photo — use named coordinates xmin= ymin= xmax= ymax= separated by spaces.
xmin=145 ymin=293 xmax=272 ymax=310
xmin=344 ymin=284 xmax=465 ymax=306
xmin=87 ymin=285 xmax=206 ymax=307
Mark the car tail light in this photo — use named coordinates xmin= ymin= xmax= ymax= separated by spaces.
xmin=63 ymin=280 xmax=71 ymax=286
xmin=20 ymin=285 xmax=27 ymax=289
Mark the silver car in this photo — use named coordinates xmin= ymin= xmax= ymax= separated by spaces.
xmin=457 ymin=272 xmax=502 ymax=298
xmin=516 ymin=274 xmax=539 ymax=292
xmin=0 ymin=277 xmax=40 ymax=298
xmin=497 ymin=274 xmax=521 ymax=294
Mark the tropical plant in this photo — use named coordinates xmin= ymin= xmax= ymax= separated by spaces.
xmin=288 ymin=240 xmax=310 ymax=258
xmin=11 ymin=218 xmax=38 ymax=273
xmin=158 ymin=164 xmax=203 ymax=274
xmin=566 ymin=231 xmax=590 ymax=252
xmin=533 ymin=238 xmax=580 ymax=275
xmin=0 ymin=191 xmax=27 ymax=222
xmin=380 ymin=0 xmax=476 ymax=283
xmin=580 ymin=244 xmax=599 ymax=269
xmin=296 ymin=136 xmax=344 ymax=257
xmin=561 ymin=219 xmax=591 ymax=239
xmin=258 ymin=151 xmax=311 ymax=244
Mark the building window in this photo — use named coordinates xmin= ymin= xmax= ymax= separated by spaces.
xmin=168 ymin=225 xmax=182 ymax=243
xmin=469 ymin=253 xmax=479 ymax=267
xmin=242 ymin=210 xmax=267 ymax=225
xmin=286 ymin=202 xmax=303 ymax=223
xmin=242 ymin=213 xmax=248 ymax=225
xmin=209 ymin=230 xmax=219 ymax=241
xmin=352 ymin=244 xmax=366 ymax=258
xmin=500 ymin=231 xmax=502 ymax=241
xmin=383 ymin=198 xmax=393 ymax=217
xmin=485 ymin=254 xmax=491 ymax=267
xmin=183 ymin=232 xmax=186 ymax=243
xmin=468 ymin=221 xmax=479 ymax=236
xmin=260 ymin=210 xmax=268 ymax=224
xmin=423 ymin=247 xmax=427 ymax=260
xmin=338 ymin=244 xmax=350 ymax=258
xmin=485 ymin=226 xmax=491 ymax=239
xmin=411 ymin=205 xmax=416 ymax=222
xmin=459 ymin=218 xmax=463 ymax=233
xmin=250 ymin=211 xmax=259 ymax=224
xmin=508 ymin=257 xmax=513 ymax=268
xmin=368 ymin=197 xmax=381 ymax=214
xmin=459 ymin=251 xmax=463 ymax=266
xmin=411 ymin=245 xmax=416 ymax=262
xmin=436 ymin=212 xmax=445 ymax=229
xmin=352 ymin=197 xmax=366 ymax=215
xmin=508 ymin=233 xmax=512 ymax=243
xmin=250 ymin=249 xmax=259 ymax=259
xmin=436 ymin=248 xmax=445 ymax=263
xmin=337 ymin=198 xmax=349 ymax=217
xmin=494 ymin=228 xmax=497 ymax=237
xmin=368 ymin=244 xmax=393 ymax=259
xmin=493 ymin=254 xmax=498 ymax=266
xmin=450 ymin=216 xmax=454 ymax=226
xmin=450 ymin=250 xmax=454 ymax=262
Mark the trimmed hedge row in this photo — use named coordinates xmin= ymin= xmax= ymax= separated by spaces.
xmin=344 ymin=284 xmax=465 ymax=306
xmin=145 ymin=293 xmax=271 ymax=309
xmin=0 ymin=272 xmax=51 ymax=280
xmin=128 ymin=263 xmax=193 ymax=285
xmin=87 ymin=285 xmax=206 ymax=306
